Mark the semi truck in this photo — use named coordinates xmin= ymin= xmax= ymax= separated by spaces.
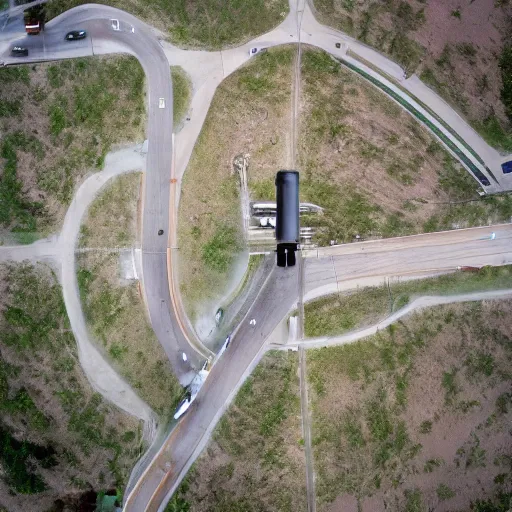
xmin=24 ymin=6 xmax=45 ymax=34
xmin=275 ymin=170 xmax=299 ymax=267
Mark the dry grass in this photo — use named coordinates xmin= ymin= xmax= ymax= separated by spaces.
xmin=312 ymin=0 xmax=512 ymax=149
xmin=0 ymin=262 xmax=141 ymax=511
xmin=45 ymin=0 xmax=288 ymax=50
xmin=299 ymin=47 xmax=512 ymax=245
xmin=170 ymin=351 xmax=307 ymax=512
xmin=79 ymin=172 xmax=141 ymax=249
xmin=307 ymin=299 xmax=512 ymax=511
xmin=177 ymin=46 xmax=294 ymax=321
xmin=77 ymin=175 xmax=182 ymax=418
xmin=0 ymin=56 xmax=145 ymax=243
xmin=304 ymin=265 xmax=512 ymax=337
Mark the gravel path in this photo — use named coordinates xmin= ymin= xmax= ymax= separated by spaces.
xmin=281 ymin=288 xmax=512 ymax=350
xmin=0 ymin=145 xmax=155 ymax=423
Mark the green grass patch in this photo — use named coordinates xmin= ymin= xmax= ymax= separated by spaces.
xmin=471 ymin=115 xmax=512 ymax=153
xmin=307 ymin=298 xmax=512 ymax=507
xmin=442 ymin=368 xmax=459 ymax=404
xmin=305 ymin=264 xmax=512 ymax=337
xmin=0 ymin=66 xmax=30 ymax=85
xmin=0 ymin=262 xmax=141 ymax=498
xmin=404 ymin=489 xmax=424 ymax=511
xmin=0 ymin=132 xmax=45 ymax=240
xmin=202 ymin=224 xmax=242 ymax=273
xmin=501 ymin=45 xmax=512 ymax=123
xmin=0 ymin=425 xmax=56 ymax=494
xmin=0 ymin=98 xmax=21 ymax=117
xmin=249 ymin=178 xmax=275 ymax=201
xmin=304 ymin=285 xmax=390 ymax=337
xmin=171 ymin=66 xmax=191 ymax=125
xmin=0 ymin=57 xmax=146 ymax=241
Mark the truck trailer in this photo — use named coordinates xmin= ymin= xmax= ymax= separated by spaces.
xmin=275 ymin=170 xmax=299 ymax=267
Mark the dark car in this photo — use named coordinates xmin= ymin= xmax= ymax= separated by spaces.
xmin=65 ymin=30 xmax=86 ymax=41
xmin=11 ymin=46 xmax=28 ymax=56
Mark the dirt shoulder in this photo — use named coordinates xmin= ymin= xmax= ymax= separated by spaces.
xmin=0 ymin=56 xmax=146 ymax=244
xmin=169 ymin=351 xmax=307 ymax=512
xmin=77 ymin=173 xmax=183 ymax=419
xmin=307 ymin=299 xmax=512 ymax=511
xmin=311 ymin=0 xmax=512 ymax=151
xmin=299 ymin=47 xmax=512 ymax=245
xmin=0 ymin=262 xmax=141 ymax=511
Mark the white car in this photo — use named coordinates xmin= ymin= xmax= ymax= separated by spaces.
xmin=173 ymin=360 xmax=209 ymax=420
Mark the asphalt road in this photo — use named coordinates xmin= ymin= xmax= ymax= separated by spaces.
xmin=125 ymin=222 xmax=512 ymax=510
xmin=303 ymin=224 xmax=512 ymax=300
xmin=1 ymin=2 xmax=511 ymax=510
xmin=124 ymin=265 xmax=300 ymax=511
xmin=0 ymin=6 xmax=206 ymax=382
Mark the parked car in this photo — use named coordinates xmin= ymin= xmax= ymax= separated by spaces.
xmin=65 ymin=30 xmax=86 ymax=41
xmin=249 ymin=47 xmax=266 ymax=56
xmin=11 ymin=46 xmax=28 ymax=56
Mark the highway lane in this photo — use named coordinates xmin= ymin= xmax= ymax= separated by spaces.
xmin=0 ymin=6 xmax=208 ymax=382
xmin=124 ymin=265 xmax=299 ymax=511
xmin=303 ymin=224 xmax=512 ymax=299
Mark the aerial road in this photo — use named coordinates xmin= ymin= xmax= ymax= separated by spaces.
xmin=0 ymin=5 xmax=208 ymax=382
xmin=1 ymin=2 xmax=511 ymax=511
xmin=124 ymin=223 xmax=512 ymax=511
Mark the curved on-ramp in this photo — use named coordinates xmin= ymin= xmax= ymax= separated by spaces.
xmin=1 ymin=5 xmax=212 ymax=381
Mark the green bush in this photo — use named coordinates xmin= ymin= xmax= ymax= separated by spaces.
xmin=0 ymin=98 xmax=21 ymax=117
xmin=500 ymin=45 xmax=512 ymax=122
xmin=201 ymin=225 xmax=241 ymax=272
xmin=437 ymin=484 xmax=455 ymax=501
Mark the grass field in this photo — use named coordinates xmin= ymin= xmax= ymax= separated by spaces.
xmin=45 ymin=0 xmax=288 ymax=49
xmin=171 ymin=66 xmax=191 ymax=126
xmin=304 ymin=264 xmax=512 ymax=337
xmin=177 ymin=46 xmax=294 ymax=323
xmin=312 ymin=0 xmax=512 ymax=151
xmin=299 ymin=47 xmax=512 ymax=245
xmin=169 ymin=351 xmax=307 ymax=512
xmin=0 ymin=56 xmax=145 ymax=243
xmin=307 ymin=299 xmax=512 ymax=510
xmin=78 ymin=174 xmax=183 ymax=418
xmin=0 ymin=262 xmax=141 ymax=511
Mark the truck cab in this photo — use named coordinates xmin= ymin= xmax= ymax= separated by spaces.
xmin=24 ymin=6 xmax=45 ymax=35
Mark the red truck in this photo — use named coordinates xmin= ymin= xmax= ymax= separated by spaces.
xmin=24 ymin=6 xmax=45 ymax=35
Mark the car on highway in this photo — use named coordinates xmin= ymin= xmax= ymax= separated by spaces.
xmin=65 ymin=30 xmax=87 ymax=41
xmin=173 ymin=390 xmax=192 ymax=420
xmin=11 ymin=46 xmax=28 ymax=56
xmin=173 ymin=360 xmax=210 ymax=420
